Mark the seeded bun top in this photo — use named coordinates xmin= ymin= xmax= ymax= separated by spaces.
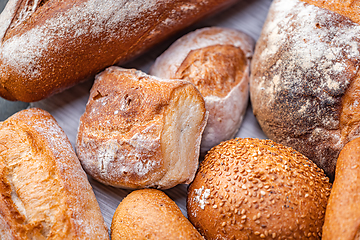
xmin=187 ymin=138 xmax=331 ymax=240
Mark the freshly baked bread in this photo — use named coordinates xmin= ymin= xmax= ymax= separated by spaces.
xmin=323 ymin=137 xmax=360 ymax=240
xmin=250 ymin=0 xmax=360 ymax=180
xmin=111 ymin=189 xmax=204 ymax=240
xmin=76 ymin=66 xmax=207 ymax=189
xmin=150 ymin=27 xmax=254 ymax=154
xmin=0 ymin=0 xmax=237 ymax=102
xmin=187 ymin=138 xmax=331 ymax=240
xmin=0 ymin=108 xmax=109 ymax=239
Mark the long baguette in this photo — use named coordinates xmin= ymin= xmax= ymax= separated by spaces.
xmin=0 ymin=0 xmax=236 ymax=102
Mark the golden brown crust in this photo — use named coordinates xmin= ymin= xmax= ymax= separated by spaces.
xmin=322 ymin=137 xmax=360 ymax=240
xmin=0 ymin=0 xmax=237 ymax=102
xmin=301 ymin=0 xmax=360 ymax=25
xmin=111 ymin=189 xmax=204 ymax=240
xmin=175 ymin=44 xmax=247 ymax=98
xmin=187 ymin=138 xmax=331 ymax=240
xmin=0 ymin=108 xmax=109 ymax=239
xmin=250 ymin=0 xmax=360 ymax=180
xmin=76 ymin=67 xmax=207 ymax=189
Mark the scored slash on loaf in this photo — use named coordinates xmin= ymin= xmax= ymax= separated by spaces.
xmin=0 ymin=108 xmax=109 ymax=239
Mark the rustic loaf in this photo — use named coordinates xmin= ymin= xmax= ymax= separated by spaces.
xmin=76 ymin=67 xmax=207 ymax=189
xmin=187 ymin=138 xmax=331 ymax=240
xmin=111 ymin=189 xmax=204 ymax=240
xmin=150 ymin=27 xmax=254 ymax=154
xmin=322 ymin=137 xmax=360 ymax=240
xmin=250 ymin=0 xmax=360 ymax=180
xmin=0 ymin=0 xmax=237 ymax=102
xmin=0 ymin=108 xmax=109 ymax=239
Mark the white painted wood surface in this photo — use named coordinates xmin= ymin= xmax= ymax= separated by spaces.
xmin=1 ymin=0 xmax=272 ymax=231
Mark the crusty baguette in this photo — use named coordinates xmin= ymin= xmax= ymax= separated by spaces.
xmin=111 ymin=189 xmax=204 ymax=240
xmin=150 ymin=27 xmax=254 ymax=154
xmin=0 ymin=108 xmax=109 ymax=239
xmin=76 ymin=67 xmax=207 ymax=189
xmin=250 ymin=0 xmax=360 ymax=180
xmin=0 ymin=0 xmax=237 ymax=102
xmin=322 ymin=137 xmax=360 ymax=240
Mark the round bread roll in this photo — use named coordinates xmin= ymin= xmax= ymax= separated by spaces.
xmin=150 ymin=27 xmax=254 ymax=154
xmin=187 ymin=138 xmax=331 ymax=240
xmin=111 ymin=189 xmax=204 ymax=240
xmin=250 ymin=0 xmax=360 ymax=180
xmin=76 ymin=66 xmax=207 ymax=189
xmin=323 ymin=137 xmax=360 ymax=240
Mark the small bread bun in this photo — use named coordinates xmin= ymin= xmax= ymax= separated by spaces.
xmin=76 ymin=66 xmax=207 ymax=189
xmin=150 ymin=27 xmax=254 ymax=154
xmin=111 ymin=189 xmax=204 ymax=240
xmin=322 ymin=137 xmax=360 ymax=240
xmin=187 ymin=138 xmax=331 ymax=240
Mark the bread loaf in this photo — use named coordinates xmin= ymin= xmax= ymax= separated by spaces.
xmin=0 ymin=108 xmax=109 ymax=239
xmin=0 ymin=0 xmax=237 ymax=102
xmin=322 ymin=137 xmax=360 ymax=240
xmin=250 ymin=0 xmax=360 ymax=180
xmin=76 ymin=66 xmax=207 ymax=189
xmin=111 ymin=189 xmax=204 ymax=240
xmin=187 ymin=138 xmax=331 ymax=240
xmin=150 ymin=27 xmax=254 ymax=154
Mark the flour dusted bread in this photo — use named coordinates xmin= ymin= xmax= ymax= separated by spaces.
xmin=111 ymin=189 xmax=204 ymax=240
xmin=187 ymin=138 xmax=331 ymax=240
xmin=323 ymin=137 xmax=360 ymax=240
xmin=0 ymin=0 xmax=237 ymax=102
xmin=250 ymin=0 xmax=360 ymax=179
xmin=0 ymin=108 xmax=108 ymax=239
xmin=150 ymin=27 xmax=254 ymax=154
xmin=76 ymin=67 xmax=207 ymax=189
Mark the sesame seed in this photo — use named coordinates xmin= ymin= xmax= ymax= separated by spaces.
xmin=221 ymin=222 xmax=226 ymax=227
xmin=260 ymin=234 xmax=266 ymax=238
xmin=213 ymin=205 xmax=218 ymax=209
xmin=241 ymin=215 xmax=247 ymax=219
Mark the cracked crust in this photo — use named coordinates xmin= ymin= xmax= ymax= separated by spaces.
xmin=76 ymin=67 xmax=207 ymax=189
xmin=250 ymin=0 xmax=360 ymax=180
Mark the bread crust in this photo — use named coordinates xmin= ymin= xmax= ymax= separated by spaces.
xmin=187 ymin=138 xmax=331 ymax=240
xmin=0 ymin=0 xmax=236 ymax=102
xmin=111 ymin=189 xmax=204 ymax=240
xmin=76 ymin=67 xmax=207 ymax=189
xmin=322 ymin=137 xmax=360 ymax=240
xmin=150 ymin=27 xmax=254 ymax=154
xmin=250 ymin=0 xmax=360 ymax=180
xmin=0 ymin=108 xmax=108 ymax=239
